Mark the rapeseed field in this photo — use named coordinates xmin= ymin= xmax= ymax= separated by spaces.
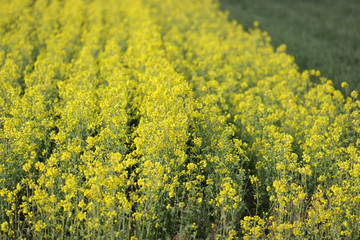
xmin=1 ymin=0 xmax=359 ymax=239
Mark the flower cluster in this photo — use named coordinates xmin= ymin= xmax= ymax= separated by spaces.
xmin=1 ymin=0 xmax=359 ymax=239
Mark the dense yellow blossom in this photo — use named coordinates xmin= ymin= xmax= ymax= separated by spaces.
xmin=1 ymin=0 xmax=359 ymax=239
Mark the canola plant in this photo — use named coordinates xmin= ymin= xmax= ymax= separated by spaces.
xmin=1 ymin=0 xmax=360 ymax=239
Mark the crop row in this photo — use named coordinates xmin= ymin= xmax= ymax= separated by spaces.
xmin=1 ymin=0 xmax=360 ymax=239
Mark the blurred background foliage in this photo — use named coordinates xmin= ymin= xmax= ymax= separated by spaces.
xmin=220 ymin=0 xmax=360 ymax=93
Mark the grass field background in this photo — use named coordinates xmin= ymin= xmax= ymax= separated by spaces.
xmin=220 ymin=0 xmax=360 ymax=92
